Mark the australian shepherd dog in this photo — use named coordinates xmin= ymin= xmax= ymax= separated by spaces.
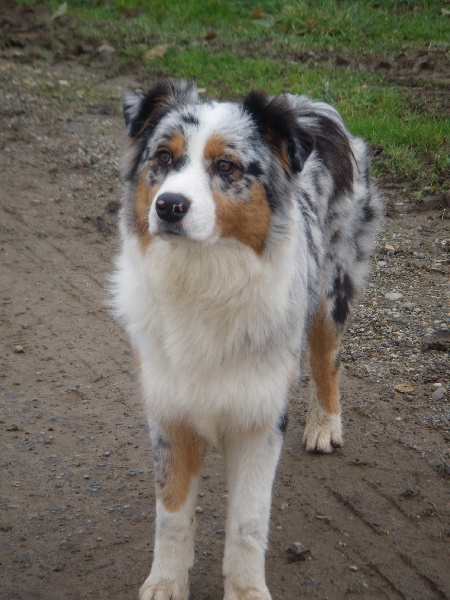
xmin=112 ymin=79 xmax=382 ymax=600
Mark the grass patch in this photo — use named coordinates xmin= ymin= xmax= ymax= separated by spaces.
xmin=21 ymin=0 xmax=448 ymax=54
xmin=16 ymin=0 xmax=450 ymax=194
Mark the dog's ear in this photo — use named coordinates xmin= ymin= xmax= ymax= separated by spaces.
xmin=122 ymin=91 xmax=145 ymax=137
xmin=243 ymin=91 xmax=314 ymax=175
xmin=122 ymin=79 xmax=199 ymax=138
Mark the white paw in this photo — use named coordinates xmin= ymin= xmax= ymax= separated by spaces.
xmin=224 ymin=583 xmax=271 ymax=600
xmin=303 ymin=407 xmax=343 ymax=454
xmin=139 ymin=577 xmax=189 ymax=600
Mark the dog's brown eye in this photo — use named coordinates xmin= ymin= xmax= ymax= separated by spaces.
xmin=157 ymin=150 xmax=173 ymax=166
xmin=216 ymin=160 xmax=235 ymax=174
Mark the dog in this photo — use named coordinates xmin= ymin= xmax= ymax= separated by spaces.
xmin=112 ymin=79 xmax=382 ymax=600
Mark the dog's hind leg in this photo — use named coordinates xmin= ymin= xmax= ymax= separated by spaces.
xmin=303 ymin=302 xmax=344 ymax=454
xmin=223 ymin=426 xmax=283 ymax=600
xmin=140 ymin=422 xmax=206 ymax=600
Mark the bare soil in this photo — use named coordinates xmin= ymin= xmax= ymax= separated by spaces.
xmin=1 ymin=3 xmax=449 ymax=599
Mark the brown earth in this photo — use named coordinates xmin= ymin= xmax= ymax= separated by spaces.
xmin=0 ymin=3 xmax=449 ymax=599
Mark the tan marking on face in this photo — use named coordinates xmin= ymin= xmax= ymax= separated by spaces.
xmin=308 ymin=304 xmax=342 ymax=415
xmin=134 ymin=165 xmax=156 ymax=248
xmin=166 ymin=130 xmax=185 ymax=160
xmin=203 ymin=134 xmax=229 ymax=163
xmin=215 ymin=183 xmax=271 ymax=255
xmin=156 ymin=422 xmax=206 ymax=513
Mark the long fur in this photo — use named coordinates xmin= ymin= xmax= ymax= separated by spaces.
xmin=112 ymin=79 xmax=382 ymax=600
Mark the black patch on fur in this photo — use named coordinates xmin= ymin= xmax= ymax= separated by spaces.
xmin=243 ymin=91 xmax=314 ymax=175
xmin=277 ymin=410 xmax=289 ymax=433
xmin=246 ymin=161 xmax=264 ymax=177
xmin=330 ymin=230 xmax=341 ymax=245
xmin=181 ymin=113 xmax=199 ymax=126
xmin=330 ymin=266 xmax=354 ymax=325
xmin=173 ymin=155 xmax=188 ymax=172
xmin=264 ymin=187 xmax=279 ymax=212
xmin=362 ymin=201 xmax=376 ymax=223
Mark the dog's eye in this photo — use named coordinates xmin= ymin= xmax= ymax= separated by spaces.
xmin=215 ymin=160 xmax=235 ymax=175
xmin=157 ymin=150 xmax=173 ymax=166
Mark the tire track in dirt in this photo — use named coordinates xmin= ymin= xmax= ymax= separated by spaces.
xmin=327 ymin=477 xmax=448 ymax=599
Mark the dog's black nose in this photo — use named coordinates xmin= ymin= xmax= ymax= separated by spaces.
xmin=155 ymin=193 xmax=190 ymax=223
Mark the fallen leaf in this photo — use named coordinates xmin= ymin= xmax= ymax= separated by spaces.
xmin=144 ymin=44 xmax=170 ymax=61
xmin=304 ymin=19 xmax=318 ymax=27
xmin=252 ymin=8 xmax=266 ymax=19
xmin=251 ymin=8 xmax=275 ymax=26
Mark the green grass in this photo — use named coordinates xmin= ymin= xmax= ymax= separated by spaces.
xmin=23 ymin=0 xmax=448 ymax=54
xmin=17 ymin=0 xmax=450 ymax=194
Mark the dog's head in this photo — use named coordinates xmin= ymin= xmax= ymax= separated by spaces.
xmin=121 ymin=79 xmax=314 ymax=254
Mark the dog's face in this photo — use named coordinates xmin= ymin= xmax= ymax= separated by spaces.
xmin=121 ymin=80 xmax=314 ymax=254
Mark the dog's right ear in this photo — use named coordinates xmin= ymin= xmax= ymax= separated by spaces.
xmin=122 ymin=79 xmax=199 ymax=139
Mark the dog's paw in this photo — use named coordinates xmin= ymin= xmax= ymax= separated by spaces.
xmin=303 ymin=407 xmax=343 ymax=454
xmin=139 ymin=577 xmax=189 ymax=600
xmin=224 ymin=583 xmax=271 ymax=600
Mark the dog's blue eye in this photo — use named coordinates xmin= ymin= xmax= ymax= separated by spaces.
xmin=157 ymin=150 xmax=173 ymax=166
xmin=216 ymin=160 xmax=235 ymax=174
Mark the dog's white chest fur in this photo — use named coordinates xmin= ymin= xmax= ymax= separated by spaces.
xmin=114 ymin=231 xmax=306 ymax=441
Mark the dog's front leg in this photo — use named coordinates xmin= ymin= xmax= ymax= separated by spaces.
xmin=223 ymin=427 xmax=283 ymax=600
xmin=140 ymin=422 xmax=206 ymax=600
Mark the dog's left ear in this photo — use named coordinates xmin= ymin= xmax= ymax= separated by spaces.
xmin=243 ymin=91 xmax=314 ymax=175
xmin=122 ymin=79 xmax=199 ymax=138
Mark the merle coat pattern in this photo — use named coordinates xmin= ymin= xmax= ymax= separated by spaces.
xmin=112 ymin=79 xmax=382 ymax=600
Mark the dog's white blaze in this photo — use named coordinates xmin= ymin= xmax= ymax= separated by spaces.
xmin=149 ymin=162 xmax=217 ymax=242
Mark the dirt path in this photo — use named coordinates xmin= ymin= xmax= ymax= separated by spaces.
xmin=1 ymin=19 xmax=449 ymax=600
